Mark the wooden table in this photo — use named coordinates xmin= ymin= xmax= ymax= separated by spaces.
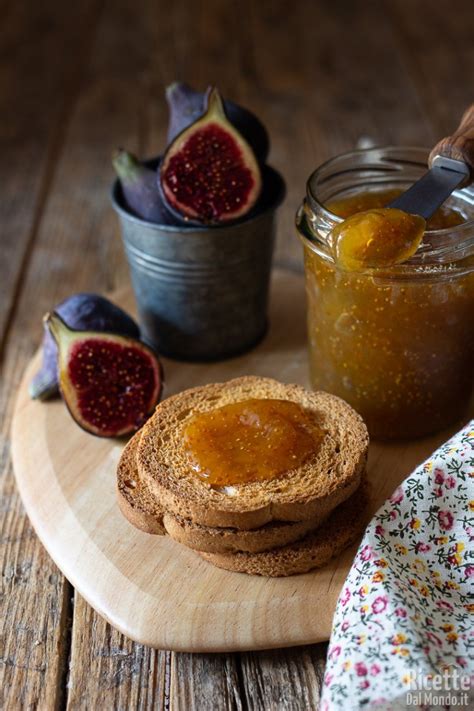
xmin=2 ymin=1 xmax=473 ymax=707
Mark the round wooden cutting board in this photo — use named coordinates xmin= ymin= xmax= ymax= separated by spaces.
xmin=11 ymin=270 xmax=466 ymax=652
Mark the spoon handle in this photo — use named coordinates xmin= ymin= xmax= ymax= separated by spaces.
xmin=429 ymin=104 xmax=474 ymax=177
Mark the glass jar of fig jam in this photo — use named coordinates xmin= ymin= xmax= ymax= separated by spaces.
xmin=296 ymin=147 xmax=474 ymax=440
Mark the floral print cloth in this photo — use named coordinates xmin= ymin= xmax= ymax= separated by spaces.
xmin=321 ymin=421 xmax=474 ymax=710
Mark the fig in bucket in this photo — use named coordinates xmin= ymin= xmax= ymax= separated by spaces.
xmin=159 ymin=87 xmax=262 ymax=224
xmin=45 ymin=313 xmax=163 ymax=437
xmin=166 ymin=82 xmax=270 ymax=163
xmin=112 ymin=149 xmax=184 ymax=225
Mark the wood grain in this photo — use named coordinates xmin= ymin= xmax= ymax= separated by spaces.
xmin=0 ymin=0 xmax=101 ymax=349
xmin=0 ymin=4 xmax=103 ymax=707
xmin=391 ymin=0 xmax=474 ymax=137
xmin=239 ymin=645 xmax=328 ymax=710
xmin=2 ymin=0 xmax=474 ymax=707
xmin=170 ymin=654 xmax=243 ymax=711
xmin=429 ymin=103 xmax=474 ymax=170
xmin=66 ymin=594 xmax=169 ymax=710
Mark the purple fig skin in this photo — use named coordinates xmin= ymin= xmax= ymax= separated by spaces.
xmin=45 ymin=312 xmax=164 ymax=438
xmin=112 ymin=149 xmax=183 ymax=225
xmin=166 ymin=82 xmax=270 ymax=163
xmin=29 ymin=294 xmax=140 ymax=401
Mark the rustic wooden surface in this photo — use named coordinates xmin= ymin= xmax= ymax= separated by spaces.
xmin=1 ymin=0 xmax=473 ymax=707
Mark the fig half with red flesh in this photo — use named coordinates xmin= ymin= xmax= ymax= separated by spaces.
xmin=159 ymin=87 xmax=262 ymax=224
xmin=46 ymin=313 xmax=163 ymax=438
xmin=165 ymin=82 xmax=270 ymax=163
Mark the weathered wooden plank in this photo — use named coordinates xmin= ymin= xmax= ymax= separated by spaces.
xmin=0 ymin=0 xmax=100 ymax=349
xmin=239 ymin=644 xmax=328 ymax=711
xmin=0 ymin=335 xmax=72 ymax=710
xmin=9 ymin=0 xmax=151 ymax=344
xmin=391 ymin=0 xmax=474 ymax=133
xmin=66 ymin=595 xmax=169 ymax=711
xmin=170 ymin=652 xmax=243 ymax=711
xmin=0 ymin=2 xmax=103 ymax=709
xmin=169 ymin=643 xmax=328 ymax=711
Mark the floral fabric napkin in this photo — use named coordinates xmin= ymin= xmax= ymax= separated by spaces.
xmin=321 ymin=420 xmax=474 ymax=711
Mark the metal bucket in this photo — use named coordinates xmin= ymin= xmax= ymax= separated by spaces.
xmin=111 ymin=161 xmax=285 ymax=360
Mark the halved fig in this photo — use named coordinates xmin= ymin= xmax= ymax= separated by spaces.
xmin=30 ymin=293 xmax=140 ymax=401
xmin=159 ymin=87 xmax=262 ymax=224
xmin=166 ymin=82 xmax=270 ymax=163
xmin=46 ymin=313 xmax=163 ymax=438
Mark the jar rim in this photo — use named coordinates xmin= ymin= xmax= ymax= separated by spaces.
xmin=306 ymin=145 xmax=474 ymax=235
xmin=299 ymin=145 xmax=474 ymax=275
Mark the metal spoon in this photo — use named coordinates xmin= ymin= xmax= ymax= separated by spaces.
xmin=389 ymin=104 xmax=474 ymax=219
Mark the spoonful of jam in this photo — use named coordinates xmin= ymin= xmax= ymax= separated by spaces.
xmin=331 ymin=207 xmax=425 ymax=271
xmin=330 ymin=104 xmax=474 ymax=270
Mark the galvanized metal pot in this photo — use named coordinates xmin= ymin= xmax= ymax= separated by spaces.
xmin=111 ymin=161 xmax=285 ymax=360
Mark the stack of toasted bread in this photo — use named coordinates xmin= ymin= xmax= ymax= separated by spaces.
xmin=116 ymin=376 xmax=370 ymax=576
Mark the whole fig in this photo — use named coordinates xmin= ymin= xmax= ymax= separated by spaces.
xmin=113 ymin=149 xmax=182 ymax=224
xmin=30 ymin=294 xmax=140 ymax=401
xmin=166 ymin=82 xmax=270 ymax=163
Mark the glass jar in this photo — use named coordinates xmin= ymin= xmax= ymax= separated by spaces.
xmin=296 ymin=147 xmax=474 ymax=440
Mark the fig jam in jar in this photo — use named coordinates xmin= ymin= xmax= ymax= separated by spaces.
xmin=296 ymin=147 xmax=474 ymax=440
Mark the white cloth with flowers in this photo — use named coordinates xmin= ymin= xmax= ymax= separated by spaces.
xmin=320 ymin=420 xmax=474 ymax=711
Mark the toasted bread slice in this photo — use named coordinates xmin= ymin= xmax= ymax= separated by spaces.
xmin=164 ymin=510 xmax=333 ymax=554
xmin=116 ymin=431 xmax=166 ymax=535
xmin=117 ymin=428 xmax=369 ymax=575
xmin=200 ymin=483 xmax=369 ymax=576
xmin=137 ymin=376 xmax=369 ymax=529
xmin=117 ymin=432 xmax=337 ymax=553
